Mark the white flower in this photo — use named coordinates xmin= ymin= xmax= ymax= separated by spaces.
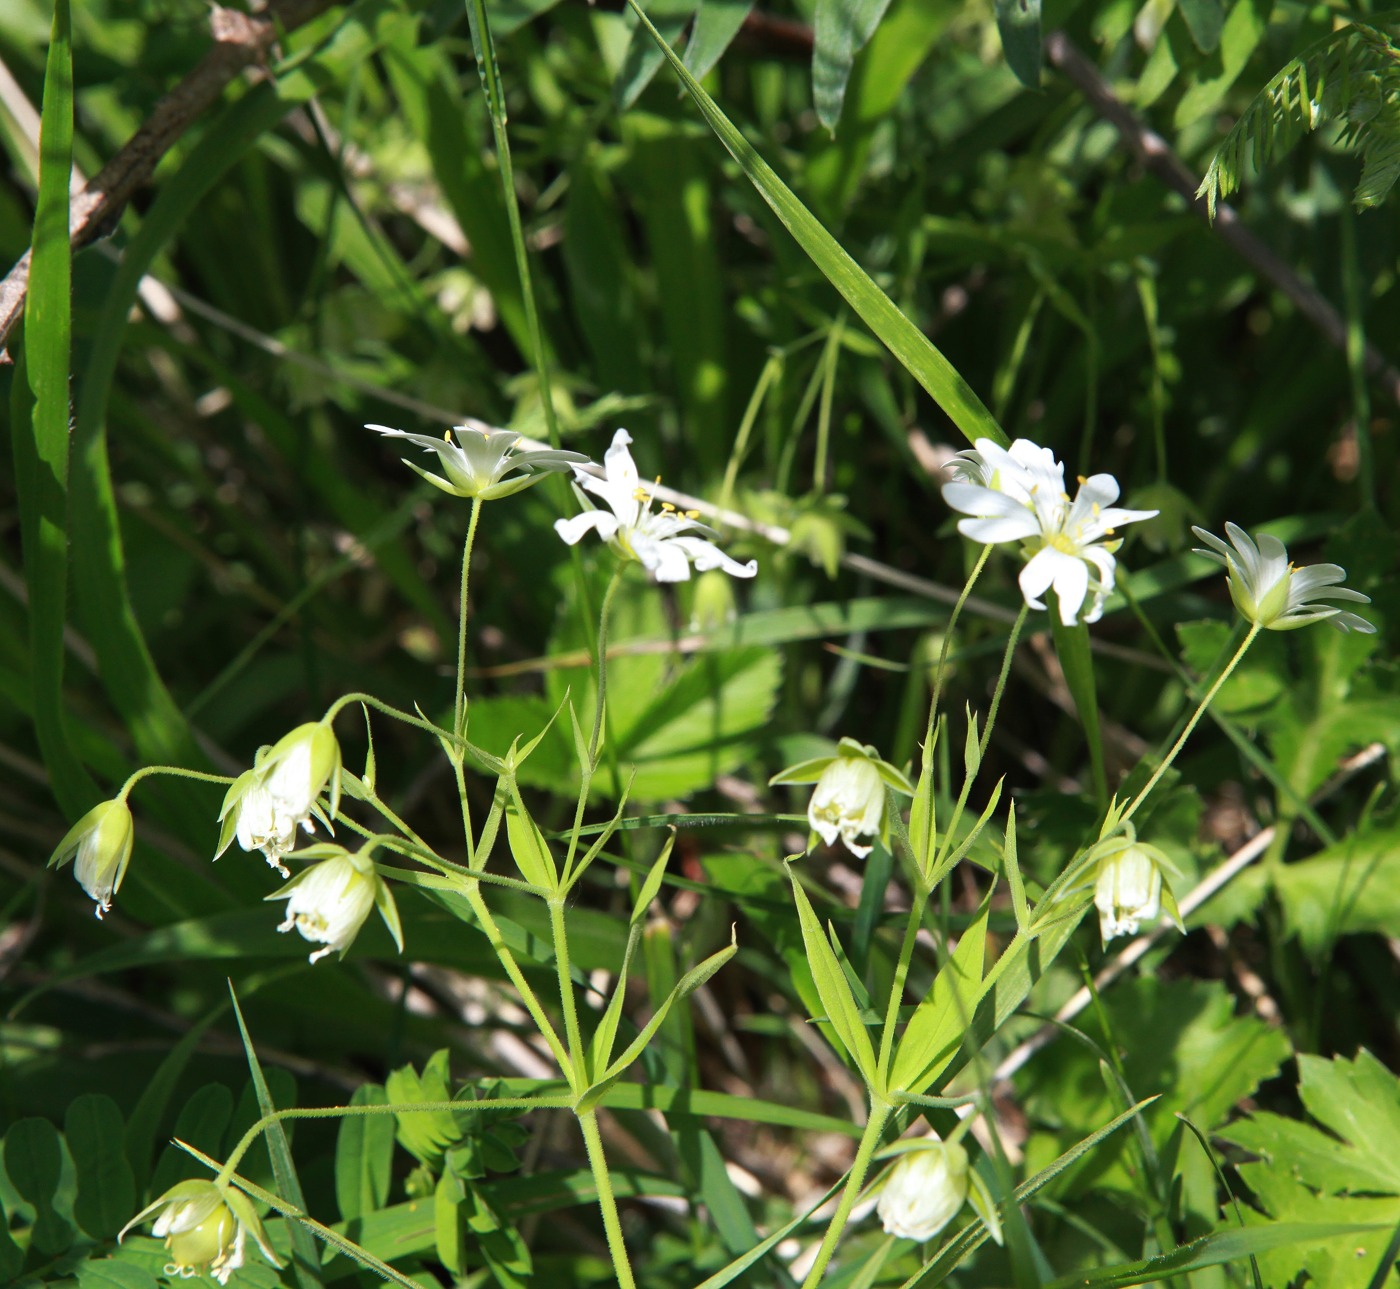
xmin=216 ymin=722 xmax=342 ymax=876
xmin=1094 ymin=843 xmax=1163 ymax=943
xmin=943 ymin=437 xmax=1157 ymax=625
xmin=120 ymin=1179 xmax=280 ymax=1284
xmin=770 ymin=738 xmax=914 ymax=859
xmin=1191 ymin=523 xmax=1375 ymax=633
xmin=269 ymin=846 xmax=402 ymax=964
xmin=554 ymin=429 xmax=757 ymax=583
xmin=368 ymin=420 xmax=586 ymax=500
xmin=877 ymin=1135 xmax=970 ymax=1243
xmin=48 ymin=799 xmax=135 ymax=919
xmin=808 ymin=757 xmax=886 ymax=858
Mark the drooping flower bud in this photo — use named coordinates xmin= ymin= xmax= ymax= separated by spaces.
xmin=48 ymin=799 xmax=135 ymax=919
xmin=1094 ymin=843 xmax=1164 ymax=943
xmin=268 ymin=845 xmax=403 ymax=964
xmin=770 ymin=738 xmax=914 ymax=859
xmin=216 ymin=721 xmax=342 ymax=874
xmin=877 ymin=1134 xmax=970 ymax=1243
xmin=120 ymin=1179 xmax=280 ymax=1284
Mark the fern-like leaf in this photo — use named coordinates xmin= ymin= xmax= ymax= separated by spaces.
xmin=1198 ymin=18 xmax=1400 ymax=215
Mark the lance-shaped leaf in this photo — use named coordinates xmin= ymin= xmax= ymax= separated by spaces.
xmin=890 ymin=902 xmax=988 ymax=1094
xmin=787 ymin=868 xmax=879 ymax=1088
xmin=588 ymin=835 xmax=676 ymax=1079
xmin=504 ymin=783 xmax=557 ymax=893
xmin=582 ymin=928 xmax=737 ymax=1106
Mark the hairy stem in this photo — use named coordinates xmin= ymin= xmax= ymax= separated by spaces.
xmin=800 ymin=1099 xmax=892 ymax=1288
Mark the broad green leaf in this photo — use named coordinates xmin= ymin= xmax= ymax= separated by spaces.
xmin=890 ymin=902 xmax=987 ymax=1093
xmin=630 ymin=0 xmax=1006 ymax=450
xmin=4 ymin=1117 xmax=71 ymax=1255
xmin=386 ymin=1050 xmax=461 ymax=1169
xmin=813 ymin=0 xmax=895 ymax=131
xmin=76 ymin=1263 xmax=162 ymax=1289
xmin=786 ymin=871 xmax=878 ymax=1085
xmin=1178 ymin=0 xmax=1223 ymax=51
xmin=1226 ymin=1050 xmax=1400 ymax=1198
xmin=150 ymin=1083 xmax=233 ymax=1196
xmin=65 ymin=1094 xmax=134 ymax=1240
xmin=995 ymin=0 xmax=1042 ymax=88
xmin=1173 ymin=0 xmax=1273 ymax=127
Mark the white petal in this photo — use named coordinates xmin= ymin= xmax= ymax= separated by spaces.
xmin=957 ymin=514 xmax=1040 ymax=544
xmin=554 ymin=511 xmax=620 ymax=546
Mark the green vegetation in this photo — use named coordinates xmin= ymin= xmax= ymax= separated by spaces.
xmin=1 ymin=0 xmax=1397 ymax=1286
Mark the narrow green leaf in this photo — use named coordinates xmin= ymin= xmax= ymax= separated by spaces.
xmin=600 ymin=930 xmax=737 ymax=1083
xmin=786 ymin=870 xmax=879 ymax=1085
xmin=1043 ymin=1224 xmax=1388 ymax=1288
xmin=813 ymin=0 xmax=895 ymax=131
xmin=995 ymin=0 xmax=1042 ymax=89
xmin=504 ymin=785 xmax=559 ymax=891
xmin=631 ymin=0 xmax=1007 ymax=450
xmin=1049 ymin=609 xmax=1107 ymax=808
xmin=683 ymin=0 xmax=754 ymax=80
xmin=230 ymin=987 xmax=323 ymax=1289
xmin=1003 ymin=803 xmax=1030 ymax=934
xmin=65 ymin=1094 xmax=135 ymax=1240
xmin=15 ymin=0 xmax=94 ymax=815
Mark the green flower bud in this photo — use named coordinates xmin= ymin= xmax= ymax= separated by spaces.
xmin=48 ymin=799 xmax=135 ymax=919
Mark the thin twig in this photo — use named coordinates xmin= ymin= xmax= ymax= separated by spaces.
xmin=0 ymin=0 xmax=337 ymax=360
xmin=1044 ymin=30 xmax=1400 ymax=408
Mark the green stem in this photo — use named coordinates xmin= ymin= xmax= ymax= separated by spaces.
xmin=215 ymin=1096 xmax=574 ymax=1186
xmin=925 ymin=544 xmax=992 ymax=742
xmin=1119 ymin=622 xmax=1261 ymax=828
xmin=590 ymin=567 xmax=625 ymax=766
xmin=549 ymin=895 xmax=586 ymax=1082
xmin=118 ymin=765 xmax=233 ymax=801
xmin=876 ymin=886 xmax=929 ymax=1081
xmin=460 ymin=878 xmax=573 ymax=1075
xmin=800 ymin=1099 xmax=893 ymax=1288
xmin=323 ymin=691 xmax=457 ymax=745
xmin=464 ymin=0 xmax=561 ymax=448
xmin=977 ymin=602 xmax=1028 ymax=764
xmin=455 ymin=496 xmax=484 ymax=742
xmin=576 ymin=1107 xmax=638 ymax=1289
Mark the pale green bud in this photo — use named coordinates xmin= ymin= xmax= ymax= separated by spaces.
xmin=48 ymin=799 xmax=135 ymax=919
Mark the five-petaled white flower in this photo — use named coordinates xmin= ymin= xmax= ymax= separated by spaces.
xmin=121 ymin=1179 xmax=281 ymax=1284
xmin=269 ymin=845 xmax=402 ymax=964
xmin=770 ymin=738 xmax=914 ymax=859
xmin=1191 ymin=523 xmax=1375 ymax=633
xmin=216 ymin=722 xmax=343 ymax=876
xmin=943 ymin=438 xmax=1157 ymax=626
xmin=368 ymin=420 xmax=586 ymax=500
xmin=48 ymin=799 xmax=135 ymax=919
xmin=554 ymin=429 xmax=757 ymax=583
